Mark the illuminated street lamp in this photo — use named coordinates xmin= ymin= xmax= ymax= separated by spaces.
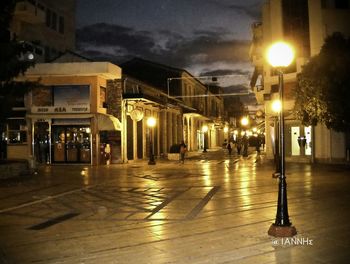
xmin=240 ymin=117 xmax=249 ymax=127
xmin=202 ymin=125 xmax=208 ymax=152
xmin=267 ymin=42 xmax=297 ymax=237
xmin=147 ymin=117 xmax=156 ymax=165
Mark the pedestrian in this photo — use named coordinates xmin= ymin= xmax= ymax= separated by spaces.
xmin=242 ymin=134 xmax=249 ymax=157
xmin=179 ymin=140 xmax=187 ymax=164
xmin=256 ymin=137 xmax=261 ymax=154
xmin=236 ymin=137 xmax=242 ymax=155
xmin=227 ymin=141 xmax=232 ymax=155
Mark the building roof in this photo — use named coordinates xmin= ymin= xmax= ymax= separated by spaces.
xmin=24 ymin=62 xmax=121 ymax=79
xmin=50 ymin=50 xmax=93 ymax=63
xmin=120 ymin=57 xmax=195 ymax=93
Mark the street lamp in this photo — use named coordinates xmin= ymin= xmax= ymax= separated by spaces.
xmin=272 ymin=99 xmax=281 ymax=178
xmin=240 ymin=117 xmax=249 ymax=127
xmin=147 ymin=117 xmax=156 ymax=165
xmin=202 ymin=125 xmax=208 ymax=152
xmin=266 ymin=42 xmax=297 ymax=237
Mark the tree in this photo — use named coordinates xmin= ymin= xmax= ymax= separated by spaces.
xmin=294 ymin=32 xmax=350 ymax=132
xmin=0 ymin=0 xmax=35 ymax=123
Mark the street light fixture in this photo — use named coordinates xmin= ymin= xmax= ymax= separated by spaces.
xmin=202 ymin=125 xmax=208 ymax=152
xmin=147 ymin=117 xmax=156 ymax=165
xmin=267 ymin=41 xmax=297 ymax=237
xmin=240 ymin=117 xmax=249 ymax=127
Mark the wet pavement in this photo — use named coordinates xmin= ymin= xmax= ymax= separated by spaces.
xmin=0 ymin=149 xmax=350 ymax=263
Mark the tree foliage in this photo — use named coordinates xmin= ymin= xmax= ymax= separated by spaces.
xmin=294 ymin=32 xmax=350 ymax=132
xmin=0 ymin=0 xmax=35 ymax=122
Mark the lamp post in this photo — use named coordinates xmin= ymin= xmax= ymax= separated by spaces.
xmin=202 ymin=125 xmax=208 ymax=152
xmin=267 ymin=42 xmax=297 ymax=237
xmin=271 ymin=99 xmax=281 ymax=178
xmin=147 ymin=117 xmax=156 ymax=165
xmin=240 ymin=117 xmax=249 ymax=157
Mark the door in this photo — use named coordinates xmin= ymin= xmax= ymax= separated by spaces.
xmin=34 ymin=122 xmax=50 ymax=164
xmin=291 ymin=126 xmax=300 ymax=156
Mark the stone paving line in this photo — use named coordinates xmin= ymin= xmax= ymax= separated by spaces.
xmin=0 ymin=150 xmax=350 ymax=263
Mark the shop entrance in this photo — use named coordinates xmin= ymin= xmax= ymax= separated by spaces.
xmin=34 ymin=122 xmax=50 ymax=164
xmin=52 ymin=126 xmax=91 ymax=163
xmin=286 ymin=124 xmax=312 ymax=157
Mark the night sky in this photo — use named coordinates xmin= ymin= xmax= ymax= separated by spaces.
xmin=76 ymin=0 xmax=263 ymax=100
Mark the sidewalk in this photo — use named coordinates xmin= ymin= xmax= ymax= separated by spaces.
xmin=0 ymin=149 xmax=349 ymax=263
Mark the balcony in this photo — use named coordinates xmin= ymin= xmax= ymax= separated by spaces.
xmin=14 ymin=1 xmax=45 ymax=24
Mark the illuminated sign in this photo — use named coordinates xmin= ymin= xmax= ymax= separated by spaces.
xmin=31 ymin=105 xmax=90 ymax=113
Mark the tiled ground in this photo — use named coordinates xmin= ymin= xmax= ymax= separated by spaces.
xmin=0 ymin=150 xmax=350 ymax=263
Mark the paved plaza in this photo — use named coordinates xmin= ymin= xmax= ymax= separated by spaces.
xmin=0 ymin=149 xmax=350 ymax=263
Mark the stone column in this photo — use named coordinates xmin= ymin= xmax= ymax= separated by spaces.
xmin=167 ymin=112 xmax=173 ymax=148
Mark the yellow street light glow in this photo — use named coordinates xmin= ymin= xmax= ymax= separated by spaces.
xmin=241 ymin=117 xmax=249 ymax=126
xmin=147 ymin=117 xmax=156 ymax=127
xmin=224 ymin=126 xmax=228 ymax=133
xmin=272 ymin=99 xmax=282 ymax=113
xmin=202 ymin=125 xmax=208 ymax=133
xmin=266 ymin=42 xmax=295 ymax=67
xmin=233 ymin=130 xmax=238 ymax=135
xmin=252 ymin=127 xmax=257 ymax=133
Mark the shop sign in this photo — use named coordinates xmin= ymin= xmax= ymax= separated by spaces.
xmin=32 ymin=105 xmax=90 ymax=113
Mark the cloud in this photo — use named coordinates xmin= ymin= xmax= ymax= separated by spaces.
xmin=228 ymin=3 xmax=262 ymax=20
xmin=76 ymin=23 xmax=157 ymax=62
xmin=76 ymin=22 xmax=253 ymax=94
xmin=200 ymin=68 xmax=251 ymax=77
xmin=207 ymin=0 xmax=262 ymax=20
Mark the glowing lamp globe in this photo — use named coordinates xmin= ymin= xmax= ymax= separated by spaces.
xmin=240 ymin=117 xmax=249 ymax=126
xmin=202 ymin=125 xmax=208 ymax=133
xmin=272 ymin=100 xmax=282 ymax=113
xmin=267 ymin=42 xmax=294 ymax=67
xmin=147 ymin=117 xmax=156 ymax=127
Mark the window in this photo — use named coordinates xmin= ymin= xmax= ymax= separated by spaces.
xmin=100 ymin=86 xmax=106 ymax=108
xmin=7 ymin=119 xmax=27 ymax=144
xmin=32 ymin=86 xmax=53 ymax=106
xmin=51 ymin=12 xmax=57 ymax=30
xmin=46 ymin=9 xmax=51 ymax=27
xmin=59 ymin=16 xmax=64 ymax=34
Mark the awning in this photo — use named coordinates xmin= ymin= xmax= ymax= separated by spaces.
xmin=97 ymin=114 xmax=121 ymax=131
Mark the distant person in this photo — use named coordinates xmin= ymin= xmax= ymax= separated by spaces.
xmin=242 ymin=134 xmax=249 ymax=157
xmin=179 ymin=140 xmax=187 ymax=164
xmin=236 ymin=137 xmax=242 ymax=155
xmin=227 ymin=141 xmax=233 ymax=155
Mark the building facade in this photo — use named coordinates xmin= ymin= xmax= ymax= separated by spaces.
xmin=12 ymin=62 xmax=122 ymax=165
xmin=121 ymin=58 xmax=226 ymax=160
xmin=11 ymin=0 xmax=76 ymax=62
xmin=250 ymin=0 xmax=350 ymax=163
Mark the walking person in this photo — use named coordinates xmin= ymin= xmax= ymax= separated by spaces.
xmin=242 ymin=134 xmax=249 ymax=157
xmin=227 ymin=141 xmax=233 ymax=155
xmin=236 ymin=137 xmax=242 ymax=155
xmin=179 ymin=140 xmax=187 ymax=164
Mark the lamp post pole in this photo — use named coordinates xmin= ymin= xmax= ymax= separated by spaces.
xmin=271 ymin=100 xmax=281 ymax=178
xmin=267 ymin=42 xmax=297 ymax=237
xmin=202 ymin=125 xmax=208 ymax=152
xmin=147 ymin=117 xmax=156 ymax=165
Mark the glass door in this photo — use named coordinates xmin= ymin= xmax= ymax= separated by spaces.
xmin=52 ymin=126 xmax=91 ymax=163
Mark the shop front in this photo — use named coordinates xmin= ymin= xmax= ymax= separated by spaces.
xmin=31 ymin=117 xmax=93 ymax=164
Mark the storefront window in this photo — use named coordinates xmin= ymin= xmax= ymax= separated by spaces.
xmin=52 ymin=125 xmax=91 ymax=163
xmin=7 ymin=119 xmax=27 ymax=144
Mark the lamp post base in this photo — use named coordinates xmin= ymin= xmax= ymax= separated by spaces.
xmin=268 ymin=224 xmax=297 ymax=237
